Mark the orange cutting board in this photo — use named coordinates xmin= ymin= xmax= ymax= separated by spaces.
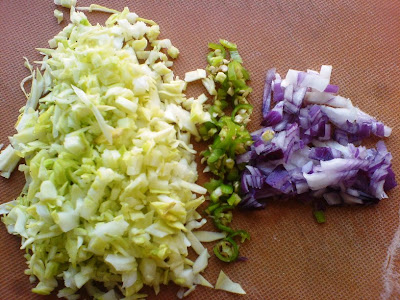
xmin=0 ymin=1 xmax=399 ymax=299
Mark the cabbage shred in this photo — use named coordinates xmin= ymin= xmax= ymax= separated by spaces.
xmin=0 ymin=7 xmax=212 ymax=299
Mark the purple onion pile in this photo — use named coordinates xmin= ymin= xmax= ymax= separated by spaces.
xmin=237 ymin=66 xmax=397 ymax=211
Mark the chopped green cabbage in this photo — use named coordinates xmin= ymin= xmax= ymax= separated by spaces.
xmin=54 ymin=9 xmax=64 ymax=24
xmin=193 ymin=230 xmax=226 ymax=242
xmin=0 ymin=145 xmax=20 ymax=178
xmin=184 ymin=69 xmax=207 ymax=82
xmin=54 ymin=0 xmax=77 ymax=8
xmin=0 ymin=6 xmax=214 ymax=299
xmin=215 ymin=270 xmax=246 ymax=295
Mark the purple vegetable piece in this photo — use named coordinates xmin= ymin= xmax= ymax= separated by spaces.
xmin=309 ymin=147 xmax=342 ymax=161
xmin=273 ymin=112 xmax=296 ymax=132
xmin=289 ymin=168 xmax=308 ymax=194
xmin=299 ymin=105 xmax=329 ymax=141
xmin=318 ymin=124 xmax=332 ymax=141
xmin=324 ymin=84 xmax=339 ymax=93
xmin=334 ymin=128 xmax=349 ymax=145
xmin=261 ymin=101 xmax=284 ymax=127
xmin=345 ymin=188 xmax=379 ymax=205
xmin=283 ymin=84 xmax=294 ymax=114
xmin=247 ymin=174 xmax=265 ymax=189
xmin=273 ymin=73 xmax=284 ymax=102
xmin=239 ymin=190 xmax=265 ymax=209
xmin=237 ymin=256 xmax=249 ymax=262
xmin=241 ymin=170 xmax=250 ymax=193
xmin=261 ymin=147 xmax=284 ymax=161
xmin=301 ymin=161 xmax=313 ymax=174
xmin=256 ymin=161 xmax=280 ymax=176
xmin=384 ymin=168 xmax=397 ymax=191
xmin=262 ymin=68 xmax=276 ymax=120
xmin=283 ymin=123 xmax=300 ymax=163
xmin=245 ymin=166 xmax=262 ymax=177
xmin=284 ymin=86 xmax=307 ymax=115
xmin=323 ymin=192 xmax=342 ymax=205
xmin=266 ymin=165 xmax=293 ymax=194
xmin=373 ymin=121 xmax=386 ymax=137
xmin=254 ymin=186 xmax=282 ymax=200
xmin=322 ymin=106 xmax=392 ymax=139
xmin=367 ymin=141 xmax=393 ymax=198
xmin=253 ymin=139 xmax=269 ymax=155
xmin=303 ymin=158 xmax=370 ymax=190
xmin=336 ymin=121 xmax=371 ymax=143
xmin=297 ymin=71 xmax=329 ymax=92
xmin=236 ymin=151 xmax=253 ymax=164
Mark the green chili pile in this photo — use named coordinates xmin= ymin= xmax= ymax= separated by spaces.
xmin=199 ymin=40 xmax=253 ymax=262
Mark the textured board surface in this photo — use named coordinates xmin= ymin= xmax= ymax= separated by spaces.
xmin=0 ymin=1 xmax=399 ymax=299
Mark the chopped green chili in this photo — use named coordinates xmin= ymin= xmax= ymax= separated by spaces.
xmin=199 ymin=39 xmax=253 ymax=262
xmin=227 ymin=193 xmax=241 ymax=206
xmin=228 ymin=230 xmax=251 ymax=243
xmin=313 ymin=210 xmax=326 ymax=224
xmin=213 ymin=238 xmax=239 ymax=263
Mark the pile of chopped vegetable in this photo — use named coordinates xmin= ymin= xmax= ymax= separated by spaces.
xmin=238 ymin=66 xmax=397 ymax=221
xmin=1 ymin=1 xmax=396 ymax=298
xmin=0 ymin=5 xmax=242 ymax=299
xmin=183 ymin=40 xmax=254 ymax=262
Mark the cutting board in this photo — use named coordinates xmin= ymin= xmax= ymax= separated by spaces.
xmin=0 ymin=1 xmax=399 ymax=299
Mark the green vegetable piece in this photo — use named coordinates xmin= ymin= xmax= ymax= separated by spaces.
xmin=231 ymin=79 xmax=249 ymax=90
xmin=314 ymin=210 xmax=326 ymax=224
xmin=208 ymin=43 xmax=226 ymax=58
xmin=231 ymin=104 xmax=253 ymax=123
xmin=167 ymin=46 xmax=179 ymax=59
xmin=204 ymin=121 xmax=218 ymax=130
xmin=198 ymin=124 xmax=209 ymax=137
xmin=228 ymin=61 xmax=246 ymax=83
xmin=217 ymin=88 xmax=227 ymax=101
xmin=213 ymin=205 xmax=234 ymax=231
xmin=209 ymin=105 xmax=223 ymax=122
xmin=207 ymin=51 xmax=215 ymax=65
xmin=228 ymin=230 xmax=250 ymax=243
xmin=210 ymin=186 xmax=223 ymax=202
xmin=220 ymin=100 xmax=229 ymax=110
xmin=241 ymin=67 xmax=250 ymax=80
xmin=229 ymin=50 xmax=242 ymax=63
xmin=207 ymin=148 xmax=225 ymax=164
xmin=214 ymin=219 xmax=234 ymax=233
xmin=204 ymin=179 xmax=223 ymax=193
xmin=262 ymin=129 xmax=275 ymax=142
xmin=219 ymin=39 xmax=237 ymax=50
xmin=215 ymin=72 xmax=227 ymax=83
xmin=213 ymin=238 xmax=239 ymax=262
xmin=205 ymin=202 xmax=221 ymax=215
xmin=228 ymin=61 xmax=238 ymax=81
xmin=220 ymin=184 xmax=233 ymax=195
xmin=226 ymin=167 xmax=239 ymax=181
xmin=210 ymin=56 xmax=224 ymax=67
xmin=227 ymin=193 xmax=241 ymax=206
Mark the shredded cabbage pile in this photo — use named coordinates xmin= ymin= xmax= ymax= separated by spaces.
xmin=0 ymin=6 xmax=219 ymax=299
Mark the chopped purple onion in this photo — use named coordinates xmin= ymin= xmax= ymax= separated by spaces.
xmin=273 ymin=73 xmax=284 ymax=102
xmin=265 ymin=165 xmax=292 ymax=194
xmin=324 ymin=84 xmax=339 ymax=94
xmin=309 ymin=147 xmax=342 ymax=161
xmin=261 ymin=101 xmax=284 ymax=127
xmin=262 ymin=68 xmax=276 ymax=120
xmin=237 ymin=65 xmax=396 ymax=210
